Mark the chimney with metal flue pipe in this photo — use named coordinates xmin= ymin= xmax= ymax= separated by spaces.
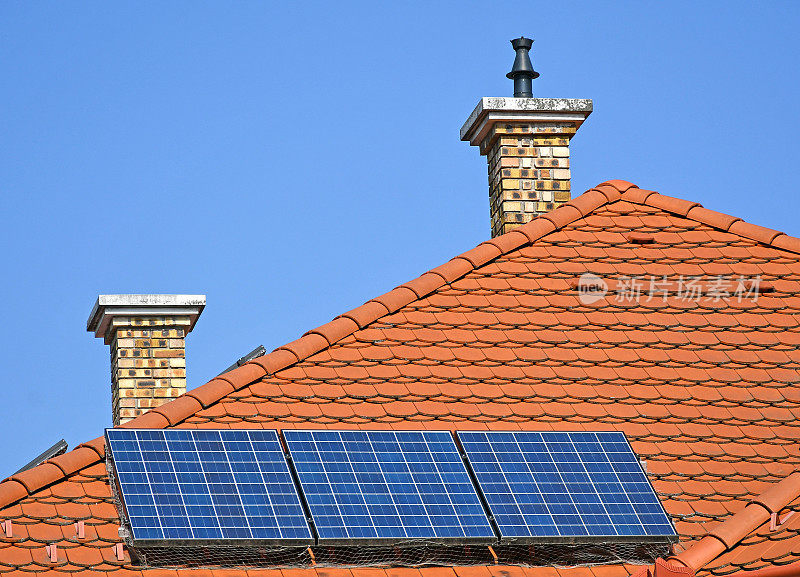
xmin=461 ymin=37 xmax=593 ymax=237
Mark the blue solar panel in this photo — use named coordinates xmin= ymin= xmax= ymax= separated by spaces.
xmin=458 ymin=431 xmax=676 ymax=542
xmin=284 ymin=430 xmax=496 ymax=543
xmin=106 ymin=429 xmax=312 ymax=543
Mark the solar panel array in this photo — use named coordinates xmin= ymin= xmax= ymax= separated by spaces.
xmin=458 ymin=431 xmax=676 ymax=541
xmin=108 ymin=428 xmax=674 ymax=547
xmin=283 ymin=430 xmax=495 ymax=542
xmin=106 ymin=429 xmax=312 ymax=543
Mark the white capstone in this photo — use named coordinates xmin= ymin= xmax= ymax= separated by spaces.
xmin=460 ymin=97 xmax=593 ymax=148
xmin=87 ymin=294 xmax=206 ymax=342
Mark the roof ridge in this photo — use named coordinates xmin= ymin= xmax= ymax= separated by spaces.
xmin=0 ymin=437 xmax=104 ymax=512
xmin=622 ymin=187 xmax=800 ymax=253
xmin=3 ymin=177 xmax=799 ymax=513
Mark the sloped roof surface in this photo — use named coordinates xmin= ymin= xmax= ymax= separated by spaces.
xmin=1 ymin=181 xmax=799 ymax=576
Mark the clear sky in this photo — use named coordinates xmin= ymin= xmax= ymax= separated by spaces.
xmin=1 ymin=1 xmax=799 ymax=474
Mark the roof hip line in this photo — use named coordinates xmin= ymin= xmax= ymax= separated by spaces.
xmin=657 ymin=472 xmax=800 ymax=574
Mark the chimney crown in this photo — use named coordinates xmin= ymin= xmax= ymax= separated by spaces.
xmin=460 ymin=97 xmax=593 ymax=147
xmin=87 ymin=294 xmax=206 ymax=344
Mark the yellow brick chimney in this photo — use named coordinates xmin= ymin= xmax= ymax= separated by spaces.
xmin=87 ymin=294 xmax=205 ymax=426
xmin=461 ymin=38 xmax=592 ymax=237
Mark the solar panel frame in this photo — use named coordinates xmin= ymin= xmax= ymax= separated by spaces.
xmin=284 ymin=429 xmax=498 ymax=545
xmin=457 ymin=431 xmax=677 ymax=544
xmin=105 ymin=428 xmax=314 ymax=547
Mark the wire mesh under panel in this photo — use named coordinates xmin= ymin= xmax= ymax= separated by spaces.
xmin=126 ymin=540 xmax=670 ymax=570
xmin=129 ymin=545 xmax=312 ymax=569
xmin=495 ymin=541 xmax=671 ymax=567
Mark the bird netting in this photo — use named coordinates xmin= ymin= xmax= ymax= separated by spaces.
xmin=125 ymin=540 xmax=671 ymax=569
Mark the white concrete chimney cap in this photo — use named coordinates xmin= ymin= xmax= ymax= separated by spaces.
xmin=86 ymin=294 xmax=206 ymax=340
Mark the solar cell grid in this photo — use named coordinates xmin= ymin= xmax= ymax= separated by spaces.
xmin=284 ymin=430 xmax=495 ymax=543
xmin=106 ymin=429 xmax=312 ymax=544
xmin=458 ymin=431 xmax=676 ymax=542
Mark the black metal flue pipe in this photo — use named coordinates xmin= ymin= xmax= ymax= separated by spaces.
xmin=506 ymin=37 xmax=540 ymax=97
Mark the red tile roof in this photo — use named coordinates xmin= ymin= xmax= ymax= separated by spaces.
xmin=2 ymin=180 xmax=800 ymax=576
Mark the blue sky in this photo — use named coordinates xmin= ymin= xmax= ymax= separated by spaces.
xmin=1 ymin=1 xmax=799 ymax=473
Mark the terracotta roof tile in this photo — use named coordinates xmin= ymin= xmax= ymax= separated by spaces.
xmin=6 ymin=181 xmax=800 ymax=575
